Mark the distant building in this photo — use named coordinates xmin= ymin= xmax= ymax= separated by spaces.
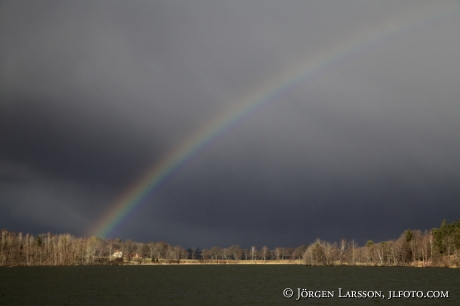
xmin=112 ymin=250 xmax=142 ymax=259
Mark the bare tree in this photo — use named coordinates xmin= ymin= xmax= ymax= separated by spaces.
xmin=210 ymin=246 xmax=222 ymax=260
xmin=274 ymin=247 xmax=282 ymax=261
xmin=146 ymin=242 xmax=155 ymax=260
xmin=154 ymin=242 xmax=168 ymax=260
xmin=121 ymin=239 xmax=135 ymax=262
xmin=190 ymin=248 xmax=197 ymax=260
xmin=260 ymin=246 xmax=269 ymax=261
xmin=295 ymin=245 xmax=308 ymax=261
xmin=339 ymin=239 xmax=346 ymax=264
xmin=250 ymin=246 xmax=257 ymax=261
xmin=229 ymin=245 xmax=242 ymax=261
xmin=201 ymin=248 xmax=210 ymax=260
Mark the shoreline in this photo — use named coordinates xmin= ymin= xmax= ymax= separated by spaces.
xmin=2 ymin=259 xmax=457 ymax=268
xmin=120 ymin=259 xmax=457 ymax=268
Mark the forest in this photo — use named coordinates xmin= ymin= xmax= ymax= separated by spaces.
xmin=1 ymin=219 xmax=459 ymax=267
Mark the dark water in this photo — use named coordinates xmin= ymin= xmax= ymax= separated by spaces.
xmin=0 ymin=265 xmax=458 ymax=305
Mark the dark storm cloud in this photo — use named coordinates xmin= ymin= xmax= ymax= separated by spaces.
xmin=1 ymin=97 xmax=153 ymax=189
xmin=0 ymin=0 xmax=220 ymax=189
xmin=1 ymin=0 xmax=460 ymax=247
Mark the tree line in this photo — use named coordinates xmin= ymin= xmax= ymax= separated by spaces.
xmin=1 ymin=219 xmax=459 ymax=267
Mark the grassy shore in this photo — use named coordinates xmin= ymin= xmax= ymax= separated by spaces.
xmin=121 ymin=258 xmax=457 ymax=267
xmin=123 ymin=259 xmax=304 ymax=265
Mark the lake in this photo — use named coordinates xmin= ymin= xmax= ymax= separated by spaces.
xmin=0 ymin=265 xmax=458 ymax=305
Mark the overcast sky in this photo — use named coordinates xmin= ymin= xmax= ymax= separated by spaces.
xmin=1 ymin=0 xmax=460 ymax=249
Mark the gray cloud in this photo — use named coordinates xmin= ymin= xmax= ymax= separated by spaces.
xmin=1 ymin=0 xmax=460 ymax=248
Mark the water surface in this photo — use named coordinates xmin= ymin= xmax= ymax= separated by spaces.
xmin=0 ymin=265 xmax=458 ymax=305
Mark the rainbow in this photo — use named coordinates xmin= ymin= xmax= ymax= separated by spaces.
xmin=88 ymin=4 xmax=457 ymax=238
